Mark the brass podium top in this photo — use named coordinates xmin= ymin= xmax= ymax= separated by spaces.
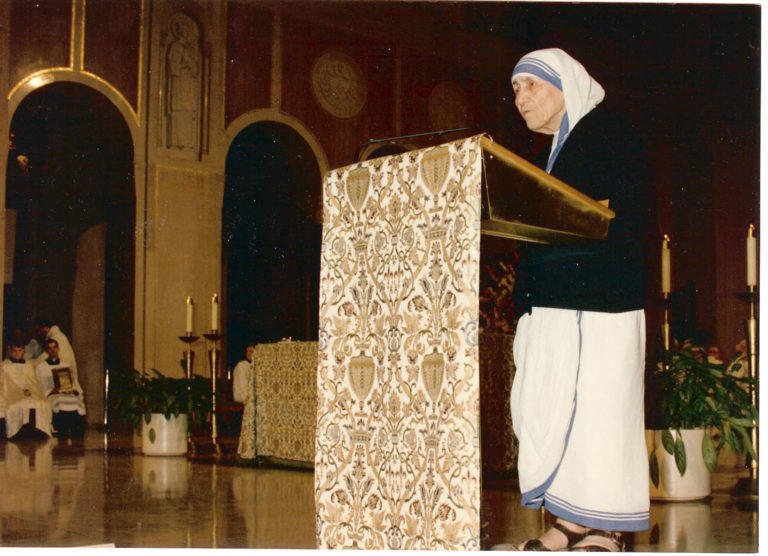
xmin=479 ymin=136 xmax=615 ymax=244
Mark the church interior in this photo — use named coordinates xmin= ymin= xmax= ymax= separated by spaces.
xmin=0 ymin=0 xmax=760 ymax=551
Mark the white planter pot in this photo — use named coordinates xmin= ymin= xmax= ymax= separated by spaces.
xmin=646 ymin=429 xmax=711 ymax=501
xmin=141 ymin=413 xmax=188 ymax=456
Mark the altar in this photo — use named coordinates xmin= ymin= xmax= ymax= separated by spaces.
xmin=236 ymin=335 xmax=519 ymax=474
xmin=237 ymin=340 xmax=317 ymax=466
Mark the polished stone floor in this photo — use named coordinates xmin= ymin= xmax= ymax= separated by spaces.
xmin=0 ymin=427 xmax=758 ymax=551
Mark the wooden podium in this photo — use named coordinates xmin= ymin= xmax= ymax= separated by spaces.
xmin=315 ymin=134 xmax=613 ymax=550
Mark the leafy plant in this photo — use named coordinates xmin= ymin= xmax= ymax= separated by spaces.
xmin=109 ymin=368 xmax=214 ymax=434
xmin=648 ymin=339 xmax=758 ymax=487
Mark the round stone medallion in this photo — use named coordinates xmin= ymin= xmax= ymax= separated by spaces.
xmin=428 ymin=81 xmax=472 ymax=131
xmin=312 ymin=51 xmax=367 ymax=119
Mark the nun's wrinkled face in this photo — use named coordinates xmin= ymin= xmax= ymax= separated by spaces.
xmin=512 ymin=74 xmax=566 ymax=135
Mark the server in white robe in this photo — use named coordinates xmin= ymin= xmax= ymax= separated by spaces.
xmin=508 ymin=48 xmax=650 ymax=552
xmin=35 ymin=338 xmax=86 ymax=438
xmin=1 ymin=342 xmax=53 ymax=439
xmin=232 ymin=344 xmax=255 ymax=404
xmin=35 ymin=320 xmax=78 ymax=377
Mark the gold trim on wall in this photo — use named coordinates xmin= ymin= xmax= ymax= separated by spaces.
xmin=8 ymin=0 xmax=145 ymax=127
xmin=271 ymin=9 xmax=282 ymax=110
xmin=73 ymin=0 xmax=81 ymax=70
xmin=82 ymin=0 xmax=147 ymax=124
xmin=7 ymin=70 xmax=140 ymax=129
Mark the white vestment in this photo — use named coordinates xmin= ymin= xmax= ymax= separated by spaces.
xmin=232 ymin=359 xmax=252 ymax=404
xmin=44 ymin=326 xmax=78 ymax=375
xmin=35 ymin=357 xmax=86 ymax=416
xmin=511 ymin=307 xmax=649 ymax=531
xmin=1 ymin=358 xmax=53 ymax=438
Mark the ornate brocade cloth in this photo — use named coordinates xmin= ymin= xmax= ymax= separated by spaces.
xmin=237 ymin=341 xmax=318 ymax=464
xmin=315 ymin=135 xmax=485 ymax=549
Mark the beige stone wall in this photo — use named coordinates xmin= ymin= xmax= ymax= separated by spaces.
xmin=72 ymin=223 xmax=106 ymax=425
xmin=138 ymin=2 xmax=223 ymax=376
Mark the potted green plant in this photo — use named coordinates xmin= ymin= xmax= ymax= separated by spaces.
xmin=110 ymin=368 xmax=214 ymax=455
xmin=647 ymin=339 xmax=758 ymax=500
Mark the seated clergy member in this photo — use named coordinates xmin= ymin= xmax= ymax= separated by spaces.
xmin=35 ymin=318 xmax=78 ymax=374
xmin=35 ymin=338 xmax=86 ymax=439
xmin=1 ymin=339 xmax=52 ymax=439
xmin=232 ymin=344 xmax=255 ymax=404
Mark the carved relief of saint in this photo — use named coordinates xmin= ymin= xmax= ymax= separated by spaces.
xmin=165 ymin=13 xmax=201 ymax=152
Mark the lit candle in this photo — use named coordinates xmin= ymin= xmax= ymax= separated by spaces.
xmin=186 ymin=296 xmax=194 ymax=334
xmin=747 ymin=224 xmax=757 ymax=287
xmin=211 ymin=294 xmax=219 ymax=331
xmin=661 ymin=234 xmax=671 ymax=294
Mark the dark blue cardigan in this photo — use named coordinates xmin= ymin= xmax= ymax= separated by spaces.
xmin=512 ymin=107 xmax=650 ymax=315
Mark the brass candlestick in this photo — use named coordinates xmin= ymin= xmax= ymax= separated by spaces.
xmin=732 ymin=288 xmax=759 ymax=505
xmin=204 ymin=330 xmax=222 ymax=454
xmin=179 ymin=333 xmax=200 ymax=454
xmin=179 ymin=333 xmax=199 ymax=379
xmin=662 ymin=292 xmax=671 ymax=354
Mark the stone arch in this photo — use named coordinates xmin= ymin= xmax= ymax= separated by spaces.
xmin=7 ymin=70 xmax=146 ymax=374
xmin=222 ymin=116 xmax=323 ymax=369
xmin=8 ymin=70 xmax=142 ymax=142
xmin=225 ymin=109 xmax=329 ymax=178
xmin=5 ymin=80 xmax=136 ymax=425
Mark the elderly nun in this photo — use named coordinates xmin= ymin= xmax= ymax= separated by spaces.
xmin=507 ymin=48 xmax=651 ymax=552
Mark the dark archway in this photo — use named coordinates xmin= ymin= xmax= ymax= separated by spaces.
xmin=223 ymin=121 xmax=321 ymax=370
xmin=5 ymin=82 xmax=135 ymax=423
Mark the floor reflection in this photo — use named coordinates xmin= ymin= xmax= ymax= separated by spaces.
xmin=647 ymin=502 xmax=715 ymax=552
xmin=0 ymin=430 xmax=758 ymax=550
xmin=138 ymin=456 xmax=190 ymax=498
xmin=0 ymin=438 xmax=87 ymax=545
xmin=232 ymin=466 xmax=315 ymax=548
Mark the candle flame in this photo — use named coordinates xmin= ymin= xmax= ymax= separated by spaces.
xmin=212 ymin=293 xmax=218 ymax=303
xmin=663 ymin=234 xmax=670 ymax=246
xmin=187 ymin=296 xmax=193 ymax=304
xmin=749 ymin=224 xmax=755 ymax=237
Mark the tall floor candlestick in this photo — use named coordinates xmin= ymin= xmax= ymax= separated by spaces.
xmin=746 ymin=296 xmax=758 ymax=481
xmin=745 ymin=228 xmax=759 ymax=487
xmin=179 ymin=332 xmax=200 ymax=454
xmin=732 ymin=280 xmax=758 ymax=503
xmin=662 ymin=293 xmax=671 ymax=354
xmin=661 ymin=235 xmax=672 ymax=356
xmin=204 ymin=330 xmax=222 ymax=454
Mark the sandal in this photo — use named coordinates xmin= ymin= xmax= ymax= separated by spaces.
xmin=569 ymin=530 xmax=625 ymax=552
xmin=518 ymin=522 xmax=588 ymax=551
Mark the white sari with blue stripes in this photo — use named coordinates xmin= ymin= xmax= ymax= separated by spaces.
xmin=511 ymin=307 xmax=649 ymax=531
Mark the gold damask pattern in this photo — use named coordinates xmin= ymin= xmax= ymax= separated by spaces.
xmin=237 ymin=341 xmax=318 ymax=464
xmin=315 ymin=135 xmax=484 ymax=549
